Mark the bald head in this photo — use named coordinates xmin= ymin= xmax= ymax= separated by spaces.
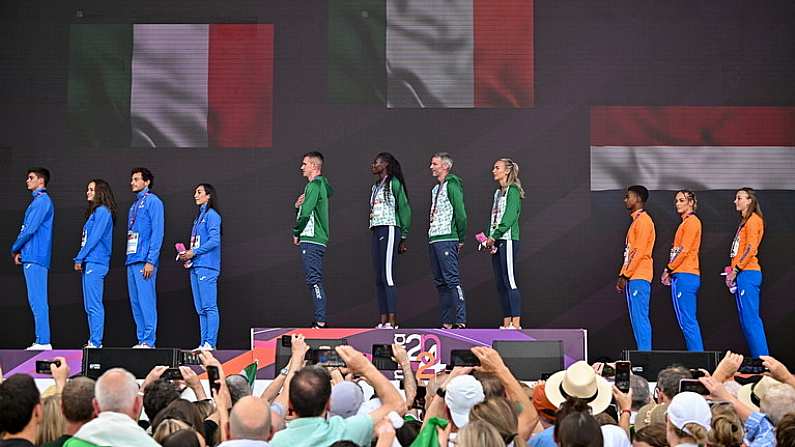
xmin=94 ymin=368 xmax=140 ymax=419
xmin=229 ymin=396 xmax=272 ymax=441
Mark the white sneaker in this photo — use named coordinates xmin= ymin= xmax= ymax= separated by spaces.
xmin=199 ymin=343 xmax=215 ymax=351
xmin=132 ymin=343 xmax=154 ymax=349
xmin=499 ymin=326 xmax=508 ymax=330
xmin=84 ymin=342 xmax=102 ymax=348
xmin=26 ymin=343 xmax=53 ymax=351
xmin=375 ymin=323 xmax=385 ymax=328
xmin=382 ymin=323 xmax=394 ymax=329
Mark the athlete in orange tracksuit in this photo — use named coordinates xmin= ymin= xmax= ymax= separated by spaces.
xmin=661 ymin=190 xmax=704 ymax=351
xmin=724 ymin=187 xmax=768 ymax=357
xmin=617 ymin=185 xmax=655 ymax=351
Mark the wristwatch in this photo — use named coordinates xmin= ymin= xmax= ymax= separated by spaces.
xmin=280 ymin=367 xmax=290 ymax=376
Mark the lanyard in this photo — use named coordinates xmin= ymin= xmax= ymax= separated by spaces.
xmin=429 ymin=181 xmax=445 ymax=222
xmin=192 ymin=207 xmax=208 ymax=238
xmin=730 ymin=221 xmax=745 ymax=256
xmin=128 ymin=192 xmax=150 ymax=230
xmin=370 ymin=177 xmax=388 ymax=213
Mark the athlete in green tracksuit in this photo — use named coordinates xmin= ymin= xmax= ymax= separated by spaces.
xmin=369 ymin=152 xmax=411 ymax=328
xmin=293 ymin=151 xmax=333 ymax=327
xmin=427 ymin=152 xmax=468 ymax=328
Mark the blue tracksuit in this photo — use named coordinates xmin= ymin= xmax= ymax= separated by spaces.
xmin=300 ymin=242 xmax=327 ymax=323
xmin=670 ymin=273 xmax=704 ymax=351
xmin=11 ymin=188 xmax=54 ymax=344
xmin=372 ymin=226 xmax=401 ymax=315
xmin=189 ymin=204 xmax=221 ymax=347
xmin=491 ymin=239 xmax=522 ymax=318
xmin=429 ymin=241 xmax=467 ymax=325
xmin=125 ymin=188 xmax=164 ymax=346
xmin=626 ymin=279 xmax=652 ymax=351
xmin=735 ymin=270 xmax=769 ymax=357
xmin=74 ymin=205 xmax=113 ymax=346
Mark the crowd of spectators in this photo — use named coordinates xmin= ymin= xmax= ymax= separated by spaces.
xmin=1 ymin=339 xmax=795 ymax=447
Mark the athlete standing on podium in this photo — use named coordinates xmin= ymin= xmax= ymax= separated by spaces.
xmin=369 ymin=152 xmax=411 ymax=328
xmin=616 ymin=185 xmax=655 ymax=351
xmin=11 ymin=168 xmax=54 ymax=350
xmin=178 ymin=184 xmax=222 ymax=351
xmin=73 ymin=179 xmax=117 ymax=349
xmin=126 ymin=167 xmax=164 ymax=349
xmin=427 ymin=152 xmax=468 ymax=329
xmin=660 ymin=190 xmax=704 ymax=352
xmin=293 ymin=152 xmax=333 ymax=328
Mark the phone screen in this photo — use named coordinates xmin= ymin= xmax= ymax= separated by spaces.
xmin=207 ymin=366 xmax=221 ymax=395
xmin=738 ymin=358 xmax=768 ymax=374
xmin=312 ymin=349 xmax=346 ymax=367
xmin=372 ymin=344 xmax=399 ymax=370
xmin=615 ymin=361 xmax=631 ymax=393
xmin=679 ymin=378 xmax=709 ymax=395
xmin=450 ymin=349 xmax=480 ymax=367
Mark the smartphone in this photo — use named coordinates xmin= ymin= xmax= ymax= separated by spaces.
xmin=161 ymin=367 xmax=183 ymax=381
xmin=601 ymin=364 xmax=615 ymax=378
xmin=180 ymin=351 xmax=202 ymax=365
xmin=35 ymin=360 xmax=61 ymax=374
xmin=207 ymin=365 xmax=221 ymax=395
xmin=738 ymin=358 xmax=768 ymax=375
xmin=689 ymin=368 xmax=706 ymax=379
xmin=679 ymin=378 xmax=709 ymax=395
xmin=281 ymin=335 xmax=292 ymax=347
xmin=450 ymin=349 xmax=480 ymax=367
xmin=615 ymin=361 xmax=631 ymax=393
xmin=414 ymin=385 xmax=427 ymax=409
xmin=311 ymin=348 xmax=346 ymax=367
xmin=372 ymin=344 xmax=399 ymax=370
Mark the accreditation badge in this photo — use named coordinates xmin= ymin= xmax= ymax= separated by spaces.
xmin=191 ymin=234 xmax=201 ymax=249
xmin=81 ymin=229 xmax=87 ymax=247
xmin=126 ymin=231 xmax=139 ymax=255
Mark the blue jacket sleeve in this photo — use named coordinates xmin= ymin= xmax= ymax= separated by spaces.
xmin=193 ymin=212 xmax=221 ymax=256
xmin=74 ymin=207 xmax=112 ymax=263
xmin=11 ymin=198 xmax=49 ymax=254
xmin=146 ymin=198 xmax=165 ymax=265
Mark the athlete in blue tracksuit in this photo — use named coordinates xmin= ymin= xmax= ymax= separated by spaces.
xmin=126 ymin=168 xmax=164 ymax=348
xmin=73 ymin=179 xmax=117 ymax=349
xmin=179 ymin=184 xmax=222 ymax=350
xmin=11 ymin=168 xmax=54 ymax=350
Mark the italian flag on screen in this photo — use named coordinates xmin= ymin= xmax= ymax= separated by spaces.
xmin=68 ymin=24 xmax=274 ymax=148
xmin=328 ymin=0 xmax=534 ymax=108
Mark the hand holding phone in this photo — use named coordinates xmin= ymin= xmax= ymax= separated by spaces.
xmin=161 ymin=367 xmax=184 ymax=381
xmin=35 ymin=360 xmax=61 ymax=375
xmin=738 ymin=358 xmax=769 ymax=375
xmin=614 ymin=361 xmax=631 ymax=393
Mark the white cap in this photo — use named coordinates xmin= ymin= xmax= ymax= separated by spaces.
xmin=667 ymin=392 xmax=712 ymax=435
xmin=444 ymin=375 xmax=485 ymax=428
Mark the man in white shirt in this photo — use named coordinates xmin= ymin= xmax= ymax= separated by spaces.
xmin=73 ymin=368 xmax=159 ymax=447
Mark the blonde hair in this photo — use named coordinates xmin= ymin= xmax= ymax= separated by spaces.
xmin=498 ymin=158 xmax=526 ymax=198
xmin=709 ymin=403 xmax=743 ymax=447
xmin=470 ymin=397 xmax=519 ymax=444
xmin=37 ymin=394 xmax=65 ymax=445
xmin=675 ymin=190 xmax=698 ymax=212
xmin=457 ymin=420 xmax=506 ymax=447
xmin=672 ymin=422 xmax=710 ymax=445
xmin=153 ymin=418 xmax=191 ymax=444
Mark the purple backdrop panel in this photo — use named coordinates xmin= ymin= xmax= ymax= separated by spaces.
xmin=252 ymin=327 xmax=586 ymax=378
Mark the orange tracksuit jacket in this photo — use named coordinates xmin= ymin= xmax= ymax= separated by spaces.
xmin=731 ymin=213 xmax=763 ymax=272
xmin=620 ymin=209 xmax=656 ymax=282
xmin=667 ymin=213 xmax=701 ymax=275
